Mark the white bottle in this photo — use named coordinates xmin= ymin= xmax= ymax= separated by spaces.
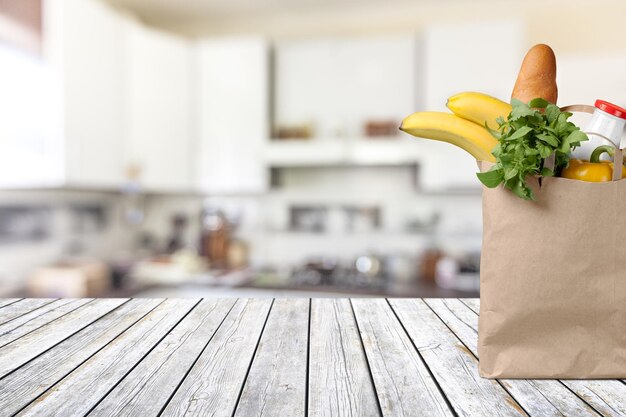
xmin=572 ymin=100 xmax=626 ymax=160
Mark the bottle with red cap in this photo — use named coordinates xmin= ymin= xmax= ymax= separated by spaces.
xmin=572 ymin=99 xmax=626 ymax=160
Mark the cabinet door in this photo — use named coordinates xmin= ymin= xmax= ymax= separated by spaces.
xmin=196 ymin=38 xmax=269 ymax=193
xmin=274 ymin=36 xmax=417 ymax=138
xmin=126 ymin=24 xmax=193 ymax=192
xmin=55 ymin=0 xmax=126 ymax=187
xmin=0 ymin=45 xmax=63 ymax=187
xmin=420 ymin=20 xmax=523 ymax=191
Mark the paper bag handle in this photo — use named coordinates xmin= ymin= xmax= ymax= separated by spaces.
xmin=559 ymin=104 xmax=624 ymax=181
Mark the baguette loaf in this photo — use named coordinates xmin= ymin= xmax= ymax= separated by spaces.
xmin=511 ymin=44 xmax=558 ymax=104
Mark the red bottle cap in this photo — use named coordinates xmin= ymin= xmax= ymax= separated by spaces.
xmin=595 ymin=100 xmax=626 ymax=120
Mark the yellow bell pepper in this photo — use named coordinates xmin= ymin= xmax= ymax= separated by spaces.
xmin=561 ymin=145 xmax=626 ymax=182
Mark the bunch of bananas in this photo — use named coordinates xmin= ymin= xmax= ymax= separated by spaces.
xmin=400 ymin=92 xmax=512 ymax=163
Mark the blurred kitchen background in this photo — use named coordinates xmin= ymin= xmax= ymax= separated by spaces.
xmin=0 ymin=0 xmax=625 ymax=298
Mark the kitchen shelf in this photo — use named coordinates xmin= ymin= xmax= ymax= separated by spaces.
xmin=264 ymin=136 xmax=419 ymax=167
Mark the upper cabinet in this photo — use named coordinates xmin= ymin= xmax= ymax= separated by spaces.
xmin=423 ymin=20 xmax=523 ymax=111
xmin=0 ymin=0 xmax=195 ymax=192
xmin=125 ymin=23 xmax=193 ymax=192
xmin=45 ymin=0 xmax=127 ymax=188
xmin=0 ymin=0 xmax=126 ymax=189
xmin=195 ymin=38 xmax=269 ymax=194
xmin=420 ymin=20 xmax=524 ymax=191
xmin=274 ymin=36 xmax=417 ymax=138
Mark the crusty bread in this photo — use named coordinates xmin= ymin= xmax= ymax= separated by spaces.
xmin=511 ymin=44 xmax=558 ymax=104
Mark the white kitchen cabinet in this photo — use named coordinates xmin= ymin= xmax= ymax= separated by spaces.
xmin=0 ymin=44 xmax=63 ymax=188
xmin=196 ymin=38 xmax=269 ymax=194
xmin=0 ymin=0 xmax=194 ymax=192
xmin=274 ymin=35 xmax=417 ymax=138
xmin=0 ymin=0 xmax=126 ymax=189
xmin=125 ymin=23 xmax=193 ymax=192
xmin=420 ymin=19 xmax=524 ymax=192
xmin=45 ymin=0 xmax=127 ymax=188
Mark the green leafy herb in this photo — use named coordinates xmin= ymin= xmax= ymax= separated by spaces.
xmin=477 ymin=99 xmax=588 ymax=200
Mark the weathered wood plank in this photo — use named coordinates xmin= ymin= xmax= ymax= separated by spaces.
xmin=389 ymin=298 xmax=527 ymax=417
xmin=351 ymin=298 xmax=453 ymax=417
xmin=0 ymin=299 xmax=56 ymax=326
xmin=0 ymin=299 xmax=22 ymax=309
xmin=424 ymin=298 xmax=600 ymax=417
xmin=561 ymin=381 xmax=626 ymax=417
xmin=308 ymin=298 xmax=380 ymax=417
xmin=0 ymin=299 xmax=162 ymax=417
xmin=234 ymin=298 xmax=309 ymax=417
xmin=0 ymin=298 xmax=127 ymax=378
xmin=89 ymin=298 xmax=236 ymax=417
xmin=0 ymin=299 xmax=92 ymax=348
xmin=460 ymin=298 xmax=479 ymax=314
xmin=17 ymin=299 xmax=200 ymax=417
xmin=160 ymin=298 xmax=273 ymax=417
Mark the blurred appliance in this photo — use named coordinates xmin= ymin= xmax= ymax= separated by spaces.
xmin=343 ymin=205 xmax=381 ymax=233
xmin=28 ymin=260 xmax=110 ymax=297
xmin=69 ymin=203 xmax=108 ymax=233
xmin=289 ymin=205 xmax=327 ymax=233
xmin=0 ymin=204 xmax=50 ymax=243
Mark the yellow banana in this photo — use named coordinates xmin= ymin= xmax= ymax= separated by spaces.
xmin=400 ymin=112 xmax=497 ymax=162
xmin=446 ymin=92 xmax=511 ymax=130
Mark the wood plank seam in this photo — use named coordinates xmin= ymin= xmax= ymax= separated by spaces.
xmin=0 ymin=299 xmax=23 ymax=310
xmin=305 ymin=298 xmax=311 ymax=417
xmin=459 ymin=299 xmax=479 ymax=314
xmin=347 ymin=299 xmax=385 ymax=417
xmin=159 ymin=299 xmax=274 ymax=416
xmin=0 ymin=299 xmax=132 ymax=382
xmin=82 ymin=299 xmax=204 ymax=416
xmin=0 ymin=299 xmax=95 ymax=350
xmin=0 ymin=299 xmax=58 ymax=327
xmin=231 ymin=298 xmax=277 ymax=416
xmin=416 ymin=299 xmax=533 ymax=417
xmin=155 ymin=298 xmax=239 ymax=416
xmin=449 ymin=299 xmax=607 ymax=416
xmin=7 ymin=299 xmax=166 ymax=415
xmin=384 ymin=298 xmax=465 ymax=417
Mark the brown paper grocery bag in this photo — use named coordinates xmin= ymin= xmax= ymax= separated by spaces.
xmin=478 ymin=161 xmax=626 ymax=379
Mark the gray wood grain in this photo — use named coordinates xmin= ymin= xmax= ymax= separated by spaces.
xmin=460 ymin=298 xmax=479 ymax=314
xmin=161 ymin=298 xmax=273 ymax=417
xmin=0 ymin=299 xmax=56 ymax=326
xmin=17 ymin=299 xmax=199 ymax=417
xmin=424 ymin=298 xmax=600 ymax=417
xmin=308 ymin=298 xmax=380 ymax=417
xmin=235 ymin=298 xmax=309 ymax=417
xmin=0 ymin=299 xmax=92 ymax=348
xmin=0 ymin=299 xmax=162 ymax=417
xmin=561 ymin=380 xmax=626 ymax=417
xmin=89 ymin=298 xmax=236 ymax=417
xmin=389 ymin=298 xmax=527 ymax=417
xmin=0 ymin=299 xmax=22 ymax=309
xmin=0 ymin=298 xmax=127 ymax=378
xmin=351 ymin=298 xmax=453 ymax=417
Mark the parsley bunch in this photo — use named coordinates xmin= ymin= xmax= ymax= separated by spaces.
xmin=477 ymin=98 xmax=588 ymax=200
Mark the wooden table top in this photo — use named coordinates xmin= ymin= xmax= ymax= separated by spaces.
xmin=0 ymin=298 xmax=623 ymax=417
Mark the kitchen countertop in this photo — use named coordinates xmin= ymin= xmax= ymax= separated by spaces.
xmin=0 ymin=298 xmax=623 ymax=416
